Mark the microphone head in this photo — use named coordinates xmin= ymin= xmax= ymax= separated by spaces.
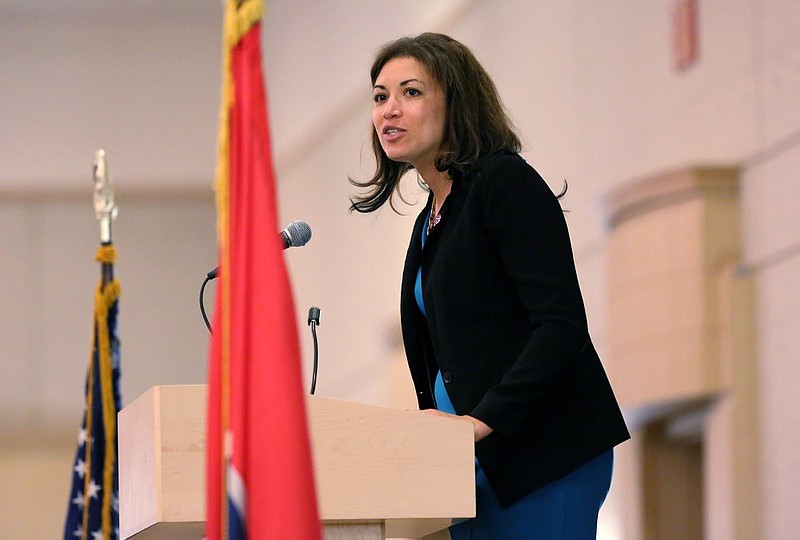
xmin=285 ymin=220 xmax=312 ymax=247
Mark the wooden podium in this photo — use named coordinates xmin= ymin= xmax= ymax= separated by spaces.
xmin=118 ymin=385 xmax=475 ymax=539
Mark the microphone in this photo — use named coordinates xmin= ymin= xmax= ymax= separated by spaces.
xmin=280 ymin=220 xmax=313 ymax=250
xmin=206 ymin=220 xmax=312 ymax=280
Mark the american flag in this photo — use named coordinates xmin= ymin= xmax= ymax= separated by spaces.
xmin=63 ymin=262 xmax=122 ymax=540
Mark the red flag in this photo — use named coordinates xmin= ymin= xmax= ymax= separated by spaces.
xmin=206 ymin=1 xmax=321 ymax=538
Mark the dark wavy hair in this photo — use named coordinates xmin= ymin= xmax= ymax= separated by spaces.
xmin=350 ymin=33 xmax=522 ymax=213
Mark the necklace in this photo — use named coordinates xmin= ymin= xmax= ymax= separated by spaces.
xmin=428 ymin=194 xmax=442 ymax=234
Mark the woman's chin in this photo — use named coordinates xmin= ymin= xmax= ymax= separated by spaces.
xmin=383 ymin=150 xmax=407 ymax=163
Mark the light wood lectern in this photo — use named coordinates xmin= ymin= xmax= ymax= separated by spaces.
xmin=118 ymin=385 xmax=475 ymax=539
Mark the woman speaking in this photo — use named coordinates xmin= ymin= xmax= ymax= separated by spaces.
xmin=351 ymin=33 xmax=630 ymax=539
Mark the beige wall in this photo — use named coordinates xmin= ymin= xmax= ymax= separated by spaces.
xmin=2 ymin=0 xmax=799 ymax=538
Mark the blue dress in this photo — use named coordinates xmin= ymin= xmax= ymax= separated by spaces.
xmin=415 ymin=222 xmax=613 ymax=539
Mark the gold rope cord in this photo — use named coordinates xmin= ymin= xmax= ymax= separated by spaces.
xmin=81 ymin=246 xmax=120 ymax=538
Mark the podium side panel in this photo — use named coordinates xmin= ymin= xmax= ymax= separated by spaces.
xmin=118 ymin=387 xmax=160 ymax=538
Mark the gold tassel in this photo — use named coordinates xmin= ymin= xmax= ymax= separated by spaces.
xmin=82 ymin=246 xmax=121 ymax=537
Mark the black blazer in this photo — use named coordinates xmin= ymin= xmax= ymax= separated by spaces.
xmin=400 ymin=152 xmax=630 ymax=508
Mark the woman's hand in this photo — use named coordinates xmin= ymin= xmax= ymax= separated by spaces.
xmin=466 ymin=415 xmax=494 ymax=442
xmin=421 ymin=409 xmax=494 ymax=442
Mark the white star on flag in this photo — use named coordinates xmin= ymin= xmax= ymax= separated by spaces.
xmin=78 ymin=428 xmax=87 ymax=447
xmin=87 ymin=479 xmax=102 ymax=500
xmin=74 ymin=458 xmax=87 ymax=479
xmin=71 ymin=491 xmax=85 ymax=510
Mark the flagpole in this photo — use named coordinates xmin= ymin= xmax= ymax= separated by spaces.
xmin=64 ymin=150 xmax=123 ymax=540
xmin=93 ymin=149 xmax=118 ymax=286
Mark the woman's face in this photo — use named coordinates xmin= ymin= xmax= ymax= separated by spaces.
xmin=372 ymin=56 xmax=447 ymax=176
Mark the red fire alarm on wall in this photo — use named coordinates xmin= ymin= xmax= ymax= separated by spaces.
xmin=673 ymin=0 xmax=699 ymax=71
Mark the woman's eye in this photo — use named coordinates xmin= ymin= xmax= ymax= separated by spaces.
xmin=405 ymin=88 xmax=420 ymax=97
xmin=373 ymin=93 xmax=387 ymax=103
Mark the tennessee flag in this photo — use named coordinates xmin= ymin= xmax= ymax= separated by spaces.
xmin=206 ymin=1 xmax=321 ymax=538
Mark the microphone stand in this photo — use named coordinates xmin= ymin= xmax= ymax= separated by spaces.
xmin=308 ymin=307 xmax=321 ymax=395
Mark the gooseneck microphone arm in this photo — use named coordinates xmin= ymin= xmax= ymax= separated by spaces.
xmin=308 ymin=306 xmax=321 ymax=395
xmin=200 ymin=269 xmax=216 ymax=333
xmin=205 ymin=220 xmax=312 ymax=281
xmin=199 ymin=220 xmax=312 ymax=334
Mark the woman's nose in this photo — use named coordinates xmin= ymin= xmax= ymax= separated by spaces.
xmin=383 ymin=97 xmax=400 ymax=118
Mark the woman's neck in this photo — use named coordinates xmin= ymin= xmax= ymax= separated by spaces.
xmin=419 ymin=167 xmax=452 ymax=211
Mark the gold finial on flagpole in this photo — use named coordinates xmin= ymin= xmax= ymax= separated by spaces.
xmin=93 ymin=149 xmax=118 ymax=286
xmin=93 ymin=149 xmax=118 ymax=245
